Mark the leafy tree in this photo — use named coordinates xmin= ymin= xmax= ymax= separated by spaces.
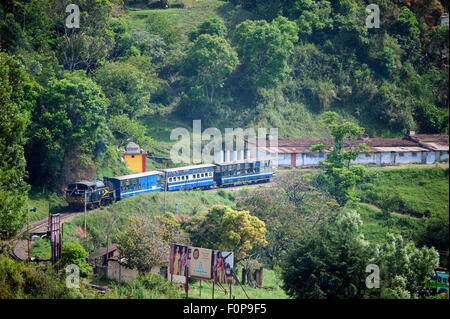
xmin=182 ymin=205 xmax=268 ymax=261
xmin=416 ymin=209 xmax=449 ymax=268
xmin=233 ymin=17 xmax=298 ymax=90
xmin=391 ymin=6 xmax=421 ymax=57
xmin=51 ymin=0 xmax=118 ymax=72
xmin=282 ymin=210 xmax=372 ymax=299
xmin=183 ymin=34 xmax=238 ymax=102
xmin=374 ymin=233 xmax=440 ymax=298
xmin=145 ymin=12 xmax=181 ymax=48
xmin=108 ymin=114 xmax=155 ymax=150
xmin=236 ymin=171 xmax=339 ymax=267
xmin=26 ymin=70 xmax=108 ymax=188
xmin=61 ymin=242 xmax=92 ymax=277
xmin=312 ymin=112 xmax=368 ymax=205
xmin=0 ymin=53 xmax=30 ymax=240
xmin=188 ymin=17 xmax=228 ymax=41
xmin=116 ymin=214 xmax=189 ymax=272
xmin=94 ymin=56 xmax=159 ymax=119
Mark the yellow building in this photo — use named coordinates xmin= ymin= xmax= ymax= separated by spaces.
xmin=123 ymin=142 xmax=147 ymax=173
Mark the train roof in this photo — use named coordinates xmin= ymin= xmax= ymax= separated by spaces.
xmin=160 ymin=164 xmax=216 ymax=173
xmin=214 ymin=157 xmax=276 ymax=166
xmin=68 ymin=180 xmax=105 ymax=189
xmin=109 ymin=170 xmax=163 ymax=181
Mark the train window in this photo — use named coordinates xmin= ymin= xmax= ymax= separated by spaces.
xmin=438 ymin=277 xmax=442 ymax=283
xmin=169 ymin=178 xmax=172 ymax=182
xmin=201 ymin=173 xmax=204 ymax=177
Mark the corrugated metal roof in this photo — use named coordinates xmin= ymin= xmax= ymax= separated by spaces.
xmin=258 ymin=147 xmax=328 ymax=154
xmin=258 ymin=146 xmax=430 ymax=154
xmin=370 ymin=147 xmax=429 ymax=153
xmin=88 ymin=244 xmax=119 ymax=260
xmin=417 ymin=142 xmax=449 ymax=151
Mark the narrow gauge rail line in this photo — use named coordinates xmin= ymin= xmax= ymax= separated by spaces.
xmin=9 ymin=212 xmax=83 ymax=261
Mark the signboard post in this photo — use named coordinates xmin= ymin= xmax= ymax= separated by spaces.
xmin=169 ymin=244 xmax=235 ymax=298
xmin=49 ymin=214 xmax=61 ymax=268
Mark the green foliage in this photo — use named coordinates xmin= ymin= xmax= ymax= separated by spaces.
xmin=107 ymin=273 xmax=182 ymax=299
xmin=0 ymin=53 xmax=30 ymax=240
xmin=94 ymin=56 xmax=160 ymax=119
xmin=236 ymin=171 xmax=339 ymax=268
xmin=25 ymin=70 xmax=108 ymax=188
xmin=313 ymin=112 xmax=368 ymax=205
xmin=182 ymin=205 xmax=268 ymax=261
xmin=0 ymin=257 xmax=78 ymax=299
xmin=61 ymin=242 xmax=92 ymax=277
xmin=183 ymin=34 xmax=238 ymax=102
xmin=281 ymin=210 xmax=372 ymax=299
xmin=116 ymin=214 xmax=189 ymax=271
xmin=108 ymin=114 xmax=155 ymax=150
xmin=374 ymin=233 xmax=440 ymax=298
xmin=233 ymin=17 xmax=298 ymax=90
xmin=188 ymin=17 xmax=228 ymax=41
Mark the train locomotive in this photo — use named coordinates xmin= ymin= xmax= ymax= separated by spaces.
xmin=66 ymin=158 xmax=276 ymax=209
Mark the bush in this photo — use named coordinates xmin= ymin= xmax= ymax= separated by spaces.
xmin=61 ymin=242 xmax=92 ymax=277
xmin=107 ymin=274 xmax=181 ymax=299
xmin=0 ymin=258 xmax=75 ymax=298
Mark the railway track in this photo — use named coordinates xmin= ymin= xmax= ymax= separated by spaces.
xmin=8 ymin=212 xmax=83 ymax=261
xmin=7 ymin=177 xmax=278 ymax=261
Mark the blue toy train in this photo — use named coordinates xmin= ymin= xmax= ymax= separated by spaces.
xmin=66 ymin=158 xmax=276 ymax=210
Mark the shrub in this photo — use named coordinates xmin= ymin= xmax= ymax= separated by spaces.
xmin=61 ymin=242 xmax=92 ymax=277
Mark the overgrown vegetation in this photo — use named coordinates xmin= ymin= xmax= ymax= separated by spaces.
xmin=1 ymin=0 xmax=448 ymax=299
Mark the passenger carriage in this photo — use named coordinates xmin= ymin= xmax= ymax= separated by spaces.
xmin=213 ymin=158 xmax=275 ymax=186
xmin=105 ymin=171 xmax=163 ymax=200
xmin=159 ymin=164 xmax=216 ymax=191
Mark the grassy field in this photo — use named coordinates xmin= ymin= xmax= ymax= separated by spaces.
xmin=125 ymin=0 xmax=256 ymax=41
xmin=26 ymin=190 xmax=66 ymax=222
xmin=355 ymin=167 xmax=449 ymax=218
xmin=353 ymin=203 xmax=419 ymax=244
xmin=187 ymin=267 xmax=289 ymax=299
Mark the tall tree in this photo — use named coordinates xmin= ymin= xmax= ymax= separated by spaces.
xmin=183 ymin=34 xmax=238 ymax=102
xmin=282 ymin=210 xmax=372 ymax=299
xmin=182 ymin=205 xmax=268 ymax=261
xmin=26 ymin=70 xmax=108 ymax=188
xmin=233 ymin=17 xmax=298 ymax=90
xmin=0 ymin=53 xmax=30 ymax=240
xmin=312 ymin=111 xmax=368 ymax=205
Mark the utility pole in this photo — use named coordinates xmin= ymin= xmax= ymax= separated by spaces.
xmin=84 ymin=191 xmax=87 ymax=238
xmin=163 ymin=172 xmax=167 ymax=214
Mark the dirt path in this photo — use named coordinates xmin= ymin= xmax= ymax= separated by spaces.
xmin=358 ymin=202 xmax=418 ymax=218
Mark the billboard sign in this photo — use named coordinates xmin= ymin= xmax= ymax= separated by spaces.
xmin=189 ymin=246 xmax=213 ymax=280
xmin=213 ymin=251 xmax=234 ymax=284
xmin=169 ymin=244 xmax=234 ymax=284
xmin=169 ymin=243 xmax=189 ymax=276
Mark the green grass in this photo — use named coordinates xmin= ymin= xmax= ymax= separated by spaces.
xmin=352 ymin=203 xmax=419 ymax=245
xmin=187 ymin=267 xmax=289 ymax=299
xmin=356 ymin=167 xmax=449 ymax=218
xmin=26 ymin=190 xmax=66 ymax=222
xmin=52 ymin=188 xmax=239 ymax=255
xmin=125 ymin=0 xmax=255 ymax=42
